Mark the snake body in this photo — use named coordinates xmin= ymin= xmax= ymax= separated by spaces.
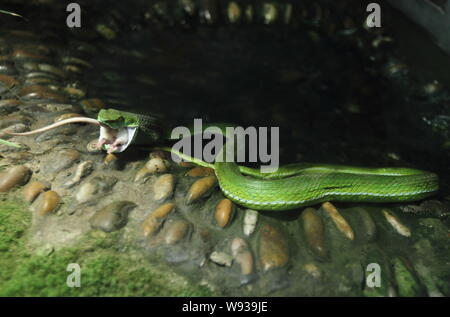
xmin=6 ymin=109 xmax=439 ymax=211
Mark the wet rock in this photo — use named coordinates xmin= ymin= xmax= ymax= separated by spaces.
xmin=186 ymin=166 xmax=215 ymax=177
xmin=243 ymin=209 xmax=258 ymax=236
xmin=301 ymin=208 xmax=327 ymax=260
xmin=215 ymin=199 xmax=234 ymax=228
xmin=23 ymin=181 xmax=49 ymax=202
xmin=163 ymin=219 xmax=191 ymax=245
xmin=37 ymin=64 xmax=66 ymax=78
xmin=64 ymin=87 xmax=86 ymax=99
xmin=54 ymin=113 xmax=84 ymax=122
xmin=75 ymin=175 xmax=117 ymax=203
xmin=142 ymin=203 xmax=175 ymax=237
xmin=227 ymin=1 xmax=241 ymax=23
xmin=153 ymin=174 xmax=175 ymax=201
xmin=231 ymin=238 xmax=254 ymax=276
xmin=0 ymin=99 xmax=21 ymax=115
xmin=19 ymin=85 xmax=67 ymax=103
xmin=382 ymin=209 xmax=411 ymax=237
xmin=44 ymin=149 xmax=80 ymax=174
xmin=134 ymin=166 xmax=152 ymax=183
xmin=34 ymin=190 xmax=61 ymax=216
xmin=357 ymin=207 xmax=377 ymax=242
xmin=186 ymin=175 xmax=217 ymax=204
xmin=0 ymin=165 xmax=31 ymax=192
xmin=321 ymin=202 xmax=355 ymax=240
xmin=64 ymin=161 xmax=93 ymax=188
xmin=90 ymin=201 xmax=136 ymax=232
xmin=0 ymin=123 xmax=29 ymax=138
xmin=210 ymin=251 xmax=233 ymax=267
xmin=145 ymin=157 xmax=169 ymax=173
xmin=35 ymin=126 xmax=77 ymax=143
xmin=103 ymin=153 xmax=119 ymax=169
xmin=0 ymin=114 xmax=32 ymax=129
xmin=0 ymin=74 xmax=19 ymax=93
xmin=259 ymin=224 xmax=289 ymax=272
xmin=80 ymin=98 xmax=105 ymax=115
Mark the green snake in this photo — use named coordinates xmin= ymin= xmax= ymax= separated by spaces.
xmin=6 ymin=108 xmax=439 ymax=211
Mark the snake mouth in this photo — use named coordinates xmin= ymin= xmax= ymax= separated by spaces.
xmin=98 ymin=126 xmax=138 ymax=153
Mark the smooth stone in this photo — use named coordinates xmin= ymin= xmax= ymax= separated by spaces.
xmin=259 ymin=224 xmax=289 ymax=272
xmin=142 ymin=203 xmax=175 ymax=237
xmin=382 ymin=209 xmax=411 ymax=237
xmin=64 ymin=87 xmax=86 ymax=98
xmin=90 ymin=201 xmax=136 ymax=232
xmin=64 ymin=161 xmax=93 ymax=188
xmin=0 ymin=123 xmax=29 ymax=138
xmin=321 ymin=202 xmax=355 ymax=240
xmin=215 ymin=198 xmax=234 ymax=228
xmin=302 ymin=208 xmax=327 ymax=259
xmin=0 ymin=99 xmax=21 ymax=115
xmin=75 ymin=175 xmax=117 ymax=203
xmin=145 ymin=157 xmax=168 ymax=173
xmin=134 ymin=166 xmax=152 ymax=183
xmin=37 ymin=64 xmax=66 ymax=78
xmin=34 ymin=190 xmax=61 ymax=216
xmin=54 ymin=113 xmax=84 ymax=122
xmin=0 ymin=114 xmax=32 ymax=129
xmin=61 ymin=56 xmax=92 ymax=68
xmin=80 ymin=98 xmax=105 ymax=115
xmin=0 ymin=165 xmax=31 ymax=192
xmin=227 ymin=1 xmax=242 ymax=23
xmin=163 ymin=219 xmax=190 ymax=245
xmin=44 ymin=149 xmax=80 ymax=173
xmin=103 ymin=153 xmax=119 ymax=169
xmin=231 ymin=238 xmax=254 ymax=276
xmin=0 ymin=74 xmax=19 ymax=92
xmin=357 ymin=207 xmax=377 ymax=242
xmin=186 ymin=166 xmax=215 ymax=177
xmin=12 ymin=49 xmax=50 ymax=61
xmin=19 ymin=85 xmax=67 ymax=103
xmin=153 ymin=174 xmax=175 ymax=201
xmin=35 ymin=126 xmax=77 ymax=143
xmin=23 ymin=181 xmax=49 ymax=202
xmin=210 ymin=251 xmax=233 ymax=267
xmin=185 ymin=175 xmax=217 ymax=204
xmin=243 ymin=209 xmax=258 ymax=236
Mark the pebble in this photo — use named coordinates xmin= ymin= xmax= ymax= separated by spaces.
xmin=0 ymin=99 xmax=21 ymax=115
xmin=145 ymin=157 xmax=168 ymax=173
xmin=357 ymin=207 xmax=377 ymax=242
xmin=75 ymin=175 xmax=117 ymax=203
xmin=301 ymin=208 xmax=327 ymax=259
xmin=90 ymin=201 xmax=136 ymax=232
xmin=45 ymin=149 xmax=80 ymax=174
xmin=321 ymin=202 xmax=355 ymax=240
xmin=262 ymin=3 xmax=278 ymax=25
xmin=34 ymin=190 xmax=61 ymax=216
xmin=64 ymin=161 xmax=93 ymax=188
xmin=382 ymin=209 xmax=411 ymax=237
xmin=153 ymin=174 xmax=175 ymax=201
xmin=163 ymin=219 xmax=190 ymax=245
xmin=142 ymin=203 xmax=175 ymax=237
xmin=186 ymin=166 xmax=215 ymax=177
xmin=243 ymin=209 xmax=258 ymax=236
xmin=215 ymin=198 xmax=234 ymax=228
xmin=0 ymin=114 xmax=32 ymax=129
xmin=80 ymin=98 xmax=105 ymax=115
xmin=227 ymin=2 xmax=241 ymax=23
xmin=259 ymin=224 xmax=289 ymax=272
xmin=0 ymin=74 xmax=19 ymax=93
xmin=231 ymin=238 xmax=253 ymax=276
xmin=0 ymin=123 xmax=29 ymax=138
xmin=209 ymin=251 xmax=233 ymax=267
xmin=186 ymin=175 xmax=217 ymax=204
xmin=134 ymin=166 xmax=153 ymax=183
xmin=54 ymin=113 xmax=84 ymax=122
xmin=0 ymin=165 xmax=31 ymax=192
xmin=19 ymin=85 xmax=67 ymax=103
xmin=23 ymin=181 xmax=49 ymax=202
